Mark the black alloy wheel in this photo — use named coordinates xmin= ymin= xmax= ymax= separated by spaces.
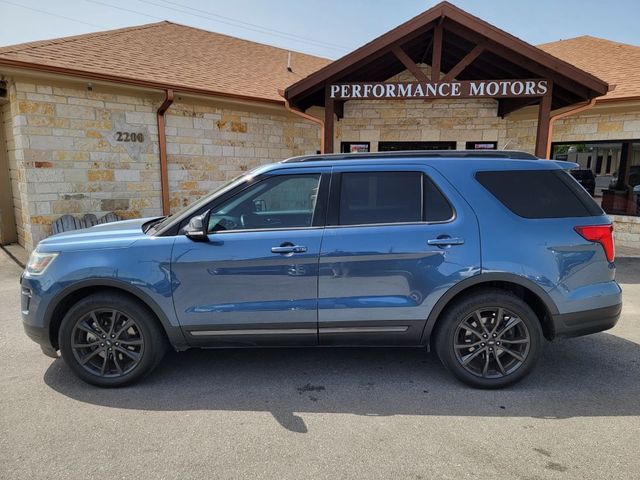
xmin=435 ymin=289 xmax=542 ymax=388
xmin=59 ymin=292 xmax=166 ymax=387
xmin=453 ymin=307 xmax=530 ymax=379
xmin=71 ymin=309 xmax=145 ymax=377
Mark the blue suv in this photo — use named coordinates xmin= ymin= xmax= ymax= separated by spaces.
xmin=20 ymin=151 xmax=622 ymax=388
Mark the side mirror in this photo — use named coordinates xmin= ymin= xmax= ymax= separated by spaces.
xmin=185 ymin=213 xmax=209 ymax=241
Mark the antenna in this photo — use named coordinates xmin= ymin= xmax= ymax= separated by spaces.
xmin=287 ymin=52 xmax=293 ymax=72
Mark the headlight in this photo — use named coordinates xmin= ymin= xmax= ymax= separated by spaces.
xmin=25 ymin=251 xmax=59 ymax=276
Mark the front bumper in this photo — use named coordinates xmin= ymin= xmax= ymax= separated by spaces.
xmin=23 ymin=322 xmax=58 ymax=358
xmin=551 ymin=303 xmax=622 ymax=338
xmin=21 ymin=273 xmax=58 ymax=358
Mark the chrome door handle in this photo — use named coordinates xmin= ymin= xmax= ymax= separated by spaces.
xmin=427 ymin=237 xmax=465 ymax=246
xmin=271 ymin=245 xmax=307 ymax=254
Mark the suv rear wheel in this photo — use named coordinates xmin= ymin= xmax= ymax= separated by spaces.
xmin=58 ymin=292 xmax=167 ymax=387
xmin=435 ymin=289 xmax=543 ymax=388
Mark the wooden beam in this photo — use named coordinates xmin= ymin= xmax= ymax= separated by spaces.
xmin=535 ymin=85 xmax=553 ymax=158
xmin=439 ymin=7 xmax=607 ymax=94
xmin=431 ymin=23 xmax=443 ymax=81
xmin=335 ymin=100 xmax=345 ymax=120
xmin=324 ymin=87 xmax=335 ymax=153
xmin=616 ymin=141 xmax=631 ymax=190
xmin=441 ymin=43 xmax=485 ymax=82
xmin=391 ymin=45 xmax=429 ymax=82
xmin=498 ymin=97 xmax=538 ymax=117
xmin=444 ymin=21 xmax=592 ymax=100
xmin=285 ymin=18 xmax=437 ymax=102
xmin=419 ymin=35 xmax=434 ymax=64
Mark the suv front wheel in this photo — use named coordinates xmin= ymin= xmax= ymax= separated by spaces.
xmin=435 ymin=289 xmax=543 ymax=388
xmin=58 ymin=292 xmax=167 ymax=387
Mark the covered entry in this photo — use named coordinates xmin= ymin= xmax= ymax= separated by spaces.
xmin=284 ymin=1 xmax=608 ymax=157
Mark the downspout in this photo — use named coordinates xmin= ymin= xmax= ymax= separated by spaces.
xmin=280 ymin=90 xmax=325 ymax=153
xmin=156 ymin=89 xmax=174 ymax=215
xmin=546 ymin=98 xmax=597 ymax=159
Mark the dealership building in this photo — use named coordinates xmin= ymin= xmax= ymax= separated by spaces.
xmin=0 ymin=1 xmax=638 ymax=250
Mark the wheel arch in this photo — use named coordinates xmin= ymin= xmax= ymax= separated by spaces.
xmin=422 ymin=273 xmax=559 ymax=347
xmin=45 ymin=279 xmax=187 ymax=351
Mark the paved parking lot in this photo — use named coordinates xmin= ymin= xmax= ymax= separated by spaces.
xmin=1 ymin=249 xmax=639 ymax=480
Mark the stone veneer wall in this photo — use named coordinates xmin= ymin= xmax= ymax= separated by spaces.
xmin=553 ymin=109 xmax=640 ymax=142
xmin=2 ymin=71 xmax=639 ymax=251
xmin=163 ymin=100 xmax=320 ymax=211
xmin=1 ymin=84 xmax=29 ymax=247
xmin=2 ymin=77 xmax=320 ymax=250
xmin=610 ymin=215 xmax=640 ymax=245
xmin=335 ymin=68 xmax=640 ymax=156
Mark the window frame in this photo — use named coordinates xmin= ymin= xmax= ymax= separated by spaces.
xmin=475 ymin=169 xmax=604 ymax=219
xmin=176 ymin=169 xmax=331 ymax=235
xmin=326 ymin=168 xmax=455 ymax=228
xmin=340 ymin=141 xmax=371 ymax=153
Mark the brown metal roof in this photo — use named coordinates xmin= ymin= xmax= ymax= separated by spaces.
xmin=539 ymin=36 xmax=640 ymax=102
xmin=285 ymin=1 xmax=609 ymax=113
xmin=0 ymin=21 xmax=331 ymax=103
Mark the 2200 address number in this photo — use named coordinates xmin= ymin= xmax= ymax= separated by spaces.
xmin=115 ymin=131 xmax=144 ymax=142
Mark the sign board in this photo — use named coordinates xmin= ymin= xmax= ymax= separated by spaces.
xmin=466 ymin=141 xmax=497 ymax=150
xmin=329 ymin=79 xmax=548 ymax=100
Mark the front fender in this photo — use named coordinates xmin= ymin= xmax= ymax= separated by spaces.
xmin=22 ymin=236 xmax=187 ymax=351
xmin=42 ymin=277 xmax=188 ymax=350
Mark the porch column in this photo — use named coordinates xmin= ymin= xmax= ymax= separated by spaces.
xmin=535 ymin=86 xmax=553 ymax=158
xmin=324 ymin=86 xmax=334 ymax=153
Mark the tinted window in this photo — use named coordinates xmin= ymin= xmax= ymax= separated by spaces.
xmin=337 ymin=171 xmax=453 ymax=225
xmin=339 ymin=172 xmax=421 ymax=225
xmin=207 ymin=174 xmax=320 ymax=231
xmin=476 ymin=170 xmax=603 ymax=218
xmin=424 ymin=176 xmax=454 ymax=221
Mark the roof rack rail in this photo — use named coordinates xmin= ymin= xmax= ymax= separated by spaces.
xmin=281 ymin=150 xmax=539 ymax=163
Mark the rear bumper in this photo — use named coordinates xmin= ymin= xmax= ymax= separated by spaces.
xmin=551 ymin=303 xmax=622 ymax=338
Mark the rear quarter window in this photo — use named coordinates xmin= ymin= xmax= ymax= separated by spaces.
xmin=476 ymin=169 xmax=603 ymax=218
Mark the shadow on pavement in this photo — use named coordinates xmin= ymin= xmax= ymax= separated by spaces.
xmin=44 ymin=331 xmax=640 ymax=432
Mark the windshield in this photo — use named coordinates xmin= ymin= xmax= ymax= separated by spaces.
xmin=148 ymin=173 xmax=251 ymax=234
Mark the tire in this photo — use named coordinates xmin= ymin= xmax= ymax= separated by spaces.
xmin=58 ymin=292 xmax=167 ymax=387
xmin=435 ymin=289 xmax=543 ymax=389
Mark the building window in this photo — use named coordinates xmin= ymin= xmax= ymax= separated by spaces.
xmin=377 ymin=141 xmax=456 ymax=151
xmin=340 ymin=142 xmax=370 ymax=153
xmin=551 ymin=140 xmax=640 ymax=216
xmin=465 ymin=141 xmax=497 ymax=150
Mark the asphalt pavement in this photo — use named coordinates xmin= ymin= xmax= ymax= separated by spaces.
xmin=0 ymin=249 xmax=639 ymax=479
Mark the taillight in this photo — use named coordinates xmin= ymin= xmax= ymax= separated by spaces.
xmin=574 ymin=224 xmax=615 ymax=262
